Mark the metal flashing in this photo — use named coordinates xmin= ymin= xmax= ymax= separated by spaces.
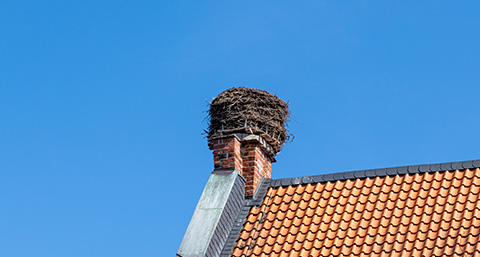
xmin=219 ymin=178 xmax=271 ymax=257
xmin=177 ymin=170 xmax=245 ymax=257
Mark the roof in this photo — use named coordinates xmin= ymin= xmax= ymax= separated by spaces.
xmin=227 ymin=159 xmax=480 ymax=256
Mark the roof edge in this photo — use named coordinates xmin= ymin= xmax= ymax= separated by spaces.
xmin=270 ymin=159 xmax=480 ymax=188
xmin=219 ymin=178 xmax=271 ymax=257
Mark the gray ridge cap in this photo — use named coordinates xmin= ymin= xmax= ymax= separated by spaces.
xmin=474 ymin=160 xmax=480 ymax=167
xmin=269 ymin=159 xmax=480 ymax=188
xmin=291 ymin=176 xmax=302 ymax=186
xmin=397 ymin=166 xmax=408 ymax=175
xmin=343 ymin=171 xmax=356 ymax=180
xmin=364 ymin=169 xmax=376 ymax=177
xmin=385 ymin=167 xmax=398 ymax=176
xmin=441 ymin=162 xmax=453 ymax=171
xmin=301 ymin=176 xmax=314 ymax=184
xmin=375 ymin=168 xmax=387 ymax=176
xmin=354 ymin=170 xmax=367 ymax=179
xmin=250 ymin=178 xmax=271 ymax=206
xmin=323 ymin=173 xmax=335 ymax=181
xmin=407 ymin=165 xmax=419 ymax=173
xmin=280 ymin=178 xmax=291 ymax=187
xmin=333 ymin=172 xmax=345 ymax=180
xmin=463 ymin=160 xmax=475 ymax=169
xmin=452 ymin=162 xmax=463 ymax=170
xmin=430 ymin=163 xmax=441 ymax=172
xmin=311 ymin=174 xmax=325 ymax=183
xmin=419 ymin=164 xmax=430 ymax=172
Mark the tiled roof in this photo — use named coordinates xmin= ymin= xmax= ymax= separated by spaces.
xmin=230 ymin=160 xmax=480 ymax=256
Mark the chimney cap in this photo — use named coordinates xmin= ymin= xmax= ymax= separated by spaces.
xmin=207 ymin=87 xmax=290 ymax=151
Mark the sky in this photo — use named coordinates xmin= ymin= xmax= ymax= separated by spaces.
xmin=1 ymin=1 xmax=480 ymax=256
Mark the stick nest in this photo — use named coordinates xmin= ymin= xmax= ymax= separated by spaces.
xmin=207 ymin=87 xmax=290 ymax=148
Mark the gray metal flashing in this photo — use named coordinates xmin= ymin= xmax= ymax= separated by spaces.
xmin=204 ymin=174 xmax=245 ymax=257
xmin=270 ymin=159 xmax=480 ymax=188
xmin=177 ymin=169 xmax=245 ymax=257
xmin=219 ymin=178 xmax=271 ymax=257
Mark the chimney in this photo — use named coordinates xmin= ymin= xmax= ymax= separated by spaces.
xmin=208 ymin=133 xmax=275 ymax=196
xmin=207 ymin=87 xmax=289 ymax=196
xmin=177 ymin=87 xmax=289 ymax=257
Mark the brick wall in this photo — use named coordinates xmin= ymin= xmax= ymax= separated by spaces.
xmin=211 ymin=136 xmax=243 ymax=172
xmin=209 ymin=135 xmax=273 ymax=196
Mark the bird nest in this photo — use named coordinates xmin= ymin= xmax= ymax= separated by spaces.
xmin=207 ymin=87 xmax=290 ymax=149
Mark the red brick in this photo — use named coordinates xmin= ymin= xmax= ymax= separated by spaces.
xmin=209 ymin=134 xmax=273 ymax=196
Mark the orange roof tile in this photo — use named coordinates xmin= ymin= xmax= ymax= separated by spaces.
xmin=229 ymin=167 xmax=480 ymax=256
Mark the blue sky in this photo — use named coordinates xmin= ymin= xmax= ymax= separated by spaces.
xmin=1 ymin=1 xmax=480 ymax=256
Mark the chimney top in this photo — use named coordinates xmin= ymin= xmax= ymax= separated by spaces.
xmin=207 ymin=87 xmax=290 ymax=196
xmin=207 ymin=87 xmax=290 ymax=153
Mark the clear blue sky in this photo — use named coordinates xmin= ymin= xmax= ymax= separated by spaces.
xmin=1 ymin=1 xmax=480 ymax=256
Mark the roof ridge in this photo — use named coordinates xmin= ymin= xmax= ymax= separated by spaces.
xmin=270 ymin=159 xmax=480 ymax=188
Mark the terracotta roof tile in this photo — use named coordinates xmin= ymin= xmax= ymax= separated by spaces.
xmin=229 ymin=165 xmax=480 ymax=256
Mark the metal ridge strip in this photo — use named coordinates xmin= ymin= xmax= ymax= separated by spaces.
xmin=270 ymin=159 xmax=480 ymax=188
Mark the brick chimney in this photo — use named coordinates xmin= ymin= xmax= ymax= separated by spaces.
xmin=209 ymin=131 xmax=276 ymax=196
xmin=206 ymin=87 xmax=289 ymax=196
xmin=177 ymin=87 xmax=288 ymax=256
